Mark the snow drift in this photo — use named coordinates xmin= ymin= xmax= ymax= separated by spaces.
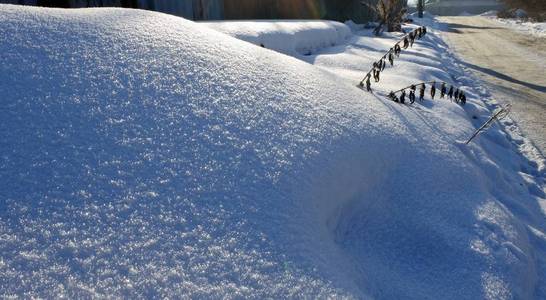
xmin=1 ymin=5 xmax=545 ymax=299
xmin=492 ymin=17 xmax=546 ymax=38
xmin=201 ymin=20 xmax=351 ymax=56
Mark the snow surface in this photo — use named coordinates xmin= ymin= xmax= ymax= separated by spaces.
xmin=481 ymin=10 xmax=499 ymax=17
xmin=1 ymin=4 xmax=546 ymax=299
xmin=495 ymin=19 xmax=546 ymax=37
xmin=201 ymin=20 xmax=351 ymax=56
xmin=482 ymin=13 xmax=546 ymax=37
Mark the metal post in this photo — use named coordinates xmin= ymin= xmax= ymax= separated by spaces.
xmin=465 ymin=104 xmax=512 ymax=145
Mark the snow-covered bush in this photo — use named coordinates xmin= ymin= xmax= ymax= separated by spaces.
xmin=498 ymin=0 xmax=546 ymax=21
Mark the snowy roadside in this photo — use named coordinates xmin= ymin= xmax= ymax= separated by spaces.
xmin=204 ymin=15 xmax=546 ymax=172
xmin=312 ymin=15 xmax=546 ymax=297
xmin=482 ymin=14 xmax=546 ymax=38
xmin=206 ymin=14 xmax=546 ymax=296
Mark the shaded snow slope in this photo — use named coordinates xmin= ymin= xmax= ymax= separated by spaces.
xmin=201 ymin=20 xmax=351 ymax=56
xmin=1 ymin=5 xmax=545 ymax=299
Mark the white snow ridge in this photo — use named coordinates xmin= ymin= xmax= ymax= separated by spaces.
xmin=0 ymin=4 xmax=545 ymax=299
xmin=201 ymin=20 xmax=351 ymax=56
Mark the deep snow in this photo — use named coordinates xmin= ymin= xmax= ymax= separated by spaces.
xmin=493 ymin=18 xmax=546 ymax=38
xmin=201 ymin=20 xmax=351 ymax=57
xmin=480 ymin=11 xmax=546 ymax=37
xmin=1 ymin=5 xmax=545 ymax=299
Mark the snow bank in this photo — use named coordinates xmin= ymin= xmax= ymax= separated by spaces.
xmin=480 ymin=10 xmax=499 ymax=17
xmin=492 ymin=17 xmax=546 ymax=37
xmin=481 ymin=9 xmax=546 ymax=37
xmin=201 ymin=20 xmax=351 ymax=56
xmin=1 ymin=4 xmax=545 ymax=299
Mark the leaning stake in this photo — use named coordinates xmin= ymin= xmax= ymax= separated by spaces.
xmin=465 ymin=104 xmax=512 ymax=145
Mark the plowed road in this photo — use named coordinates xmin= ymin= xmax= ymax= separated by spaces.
xmin=439 ymin=16 xmax=546 ymax=155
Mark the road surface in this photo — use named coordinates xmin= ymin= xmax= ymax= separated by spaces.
xmin=438 ymin=16 xmax=546 ymax=156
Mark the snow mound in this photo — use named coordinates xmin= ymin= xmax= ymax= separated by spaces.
xmin=201 ymin=20 xmax=351 ymax=56
xmin=480 ymin=10 xmax=499 ymax=17
xmin=1 ymin=4 xmax=545 ymax=299
xmin=491 ymin=16 xmax=546 ymax=38
xmin=344 ymin=20 xmax=367 ymax=32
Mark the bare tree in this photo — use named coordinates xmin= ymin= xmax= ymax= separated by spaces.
xmin=417 ymin=0 xmax=423 ymax=18
xmin=362 ymin=0 xmax=407 ymax=35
